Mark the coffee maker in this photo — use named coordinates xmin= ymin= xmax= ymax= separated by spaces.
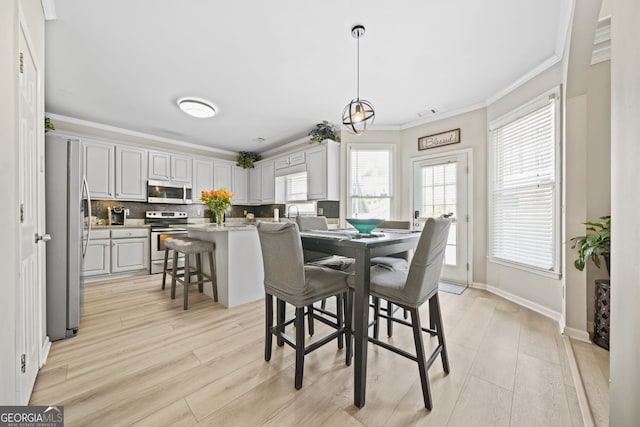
xmin=109 ymin=207 xmax=127 ymax=225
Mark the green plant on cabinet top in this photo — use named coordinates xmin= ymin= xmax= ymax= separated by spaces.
xmin=308 ymin=120 xmax=340 ymax=143
xmin=236 ymin=151 xmax=262 ymax=169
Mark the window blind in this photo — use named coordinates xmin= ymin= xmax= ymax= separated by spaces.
xmin=349 ymin=146 xmax=392 ymax=219
xmin=284 ymin=171 xmax=307 ymax=202
xmin=490 ymin=95 xmax=558 ymax=272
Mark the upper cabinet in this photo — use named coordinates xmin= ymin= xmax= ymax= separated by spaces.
xmin=84 ymin=140 xmax=115 ymax=199
xmin=115 ymin=146 xmax=147 ymax=201
xmin=248 ymin=160 xmax=275 ymax=205
xmin=149 ymin=151 xmax=192 ymax=184
xmin=213 ymin=161 xmax=232 ymax=190
xmin=231 ymin=166 xmax=248 ymax=204
xmin=306 ymin=141 xmax=339 ymax=201
xmin=192 ymin=159 xmax=214 ymax=202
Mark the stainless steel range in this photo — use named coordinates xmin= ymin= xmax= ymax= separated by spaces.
xmin=146 ymin=211 xmax=189 ymax=274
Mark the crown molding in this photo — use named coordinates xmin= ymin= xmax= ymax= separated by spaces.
xmin=400 ymin=102 xmax=486 ymax=130
xmin=46 ymin=113 xmax=237 ymax=156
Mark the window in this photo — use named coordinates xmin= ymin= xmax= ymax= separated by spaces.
xmin=276 ymin=172 xmax=316 ymax=215
xmin=348 ymin=145 xmax=393 ymax=219
xmin=489 ymin=88 xmax=561 ymax=274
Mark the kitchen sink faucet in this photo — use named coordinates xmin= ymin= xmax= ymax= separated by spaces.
xmin=287 ymin=205 xmax=299 ymax=218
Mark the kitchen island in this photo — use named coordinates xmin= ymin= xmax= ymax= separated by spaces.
xmin=186 ymin=223 xmax=264 ymax=308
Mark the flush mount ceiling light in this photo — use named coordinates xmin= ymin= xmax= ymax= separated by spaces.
xmin=342 ymin=25 xmax=375 ymax=135
xmin=177 ymin=98 xmax=216 ymax=118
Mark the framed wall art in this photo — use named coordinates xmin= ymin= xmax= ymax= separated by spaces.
xmin=418 ymin=128 xmax=461 ymax=151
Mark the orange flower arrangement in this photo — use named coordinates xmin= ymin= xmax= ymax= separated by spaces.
xmin=201 ymin=187 xmax=233 ymax=224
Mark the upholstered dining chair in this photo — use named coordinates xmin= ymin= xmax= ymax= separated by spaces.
xmin=349 ymin=216 xmax=451 ymax=409
xmin=256 ymin=221 xmax=352 ymax=390
xmin=295 ymin=215 xmax=354 ymax=336
xmin=370 ymin=220 xmax=412 ymax=338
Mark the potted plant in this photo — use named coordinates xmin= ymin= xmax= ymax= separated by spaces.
xmin=201 ymin=187 xmax=233 ymax=225
xmin=308 ymin=120 xmax=340 ymax=143
xmin=45 ymin=117 xmax=55 ymax=132
xmin=570 ymin=215 xmax=611 ymax=350
xmin=236 ymin=151 xmax=262 ymax=169
xmin=570 ymin=215 xmax=610 ymax=274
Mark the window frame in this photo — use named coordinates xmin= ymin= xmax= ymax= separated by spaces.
xmin=488 ymin=86 xmax=562 ymax=278
xmin=346 ymin=143 xmax=395 ymax=220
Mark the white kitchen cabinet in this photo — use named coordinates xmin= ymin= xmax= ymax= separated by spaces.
xmin=115 ymin=146 xmax=147 ymax=201
xmin=231 ymin=166 xmax=248 ymax=204
xmin=171 ymin=154 xmax=192 ymax=184
xmin=82 ymin=238 xmax=111 ymax=277
xmin=306 ymin=140 xmax=340 ymax=200
xmin=148 ymin=151 xmax=171 ymax=180
xmin=260 ymin=160 xmax=275 ymax=203
xmin=247 ymin=160 xmax=275 ymax=205
xmin=248 ymin=166 xmax=261 ymax=204
xmin=213 ymin=161 xmax=232 ymax=190
xmin=110 ymin=228 xmax=150 ymax=274
xmin=148 ymin=151 xmax=192 ymax=184
xmin=192 ymin=159 xmax=214 ymax=202
xmin=84 ymin=140 xmax=115 ymax=199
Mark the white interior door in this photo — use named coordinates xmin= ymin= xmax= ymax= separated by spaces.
xmin=413 ymin=152 xmax=469 ymax=285
xmin=18 ymin=21 xmax=43 ymax=403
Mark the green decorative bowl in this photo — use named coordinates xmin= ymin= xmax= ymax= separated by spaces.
xmin=346 ymin=218 xmax=384 ymax=235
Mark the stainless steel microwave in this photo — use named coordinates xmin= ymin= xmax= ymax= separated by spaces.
xmin=147 ymin=180 xmax=193 ymax=204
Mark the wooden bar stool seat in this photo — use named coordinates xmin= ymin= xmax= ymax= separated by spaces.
xmin=162 ymin=236 xmax=217 ymax=310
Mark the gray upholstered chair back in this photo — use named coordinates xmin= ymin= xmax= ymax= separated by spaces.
xmin=404 ymin=217 xmax=452 ymax=304
xmin=295 ymin=216 xmax=329 ymax=231
xmin=256 ymin=222 xmax=306 ymax=298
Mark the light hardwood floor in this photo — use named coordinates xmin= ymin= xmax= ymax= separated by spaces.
xmin=571 ymin=338 xmax=610 ymax=426
xmin=31 ymin=275 xmax=582 ymax=426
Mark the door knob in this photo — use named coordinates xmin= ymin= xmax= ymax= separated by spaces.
xmin=35 ymin=233 xmax=52 ymax=243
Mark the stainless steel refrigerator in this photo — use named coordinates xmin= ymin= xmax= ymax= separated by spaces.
xmin=45 ymin=134 xmax=91 ymax=340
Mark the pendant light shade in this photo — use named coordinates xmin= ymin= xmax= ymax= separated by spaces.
xmin=342 ymin=25 xmax=375 ymax=135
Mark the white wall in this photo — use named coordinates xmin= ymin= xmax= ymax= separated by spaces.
xmin=0 ymin=0 xmax=45 ymax=405
xmin=609 ymin=0 xmax=640 ymax=422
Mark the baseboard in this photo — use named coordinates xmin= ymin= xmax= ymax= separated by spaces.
xmin=471 ymin=282 xmax=562 ymax=322
xmin=564 ymin=326 xmax=591 ymax=343
xmin=40 ymin=337 xmax=51 ymax=367
xmin=562 ymin=335 xmax=595 ymax=427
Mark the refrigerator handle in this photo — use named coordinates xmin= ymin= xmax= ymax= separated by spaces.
xmin=83 ymin=176 xmax=92 ymax=258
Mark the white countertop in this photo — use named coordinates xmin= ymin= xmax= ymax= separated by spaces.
xmin=186 ymin=223 xmax=256 ymax=232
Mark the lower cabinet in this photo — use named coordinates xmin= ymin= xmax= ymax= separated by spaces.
xmin=83 ymin=227 xmax=149 ymax=278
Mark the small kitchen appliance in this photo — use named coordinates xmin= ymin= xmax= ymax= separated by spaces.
xmin=109 ymin=207 xmax=127 ymax=225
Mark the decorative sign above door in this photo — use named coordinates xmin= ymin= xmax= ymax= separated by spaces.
xmin=418 ymin=128 xmax=461 ymax=150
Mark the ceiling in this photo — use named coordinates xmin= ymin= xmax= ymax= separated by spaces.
xmin=44 ymin=0 xmax=571 ymax=153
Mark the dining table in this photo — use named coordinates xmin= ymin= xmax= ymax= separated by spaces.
xmin=299 ymin=228 xmax=422 ymax=408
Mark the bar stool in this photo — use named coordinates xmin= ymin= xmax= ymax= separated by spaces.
xmin=162 ymin=237 xmax=217 ymax=310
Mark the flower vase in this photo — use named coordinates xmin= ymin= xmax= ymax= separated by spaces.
xmin=215 ymin=210 xmax=225 ymax=226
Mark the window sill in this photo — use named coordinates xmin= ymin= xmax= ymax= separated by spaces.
xmin=488 ymin=257 xmax=562 ymax=280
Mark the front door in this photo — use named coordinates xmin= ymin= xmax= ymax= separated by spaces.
xmin=412 ymin=151 xmax=470 ymax=285
xmin=17 ymin=19 xmax=43 ymax=404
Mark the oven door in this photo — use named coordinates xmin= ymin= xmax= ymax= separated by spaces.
xmin=150 ymin=228 xmax=188 ymax=274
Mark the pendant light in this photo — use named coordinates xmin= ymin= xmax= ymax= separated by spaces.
xmin=342 ymin=25 xmax=375 ymax=134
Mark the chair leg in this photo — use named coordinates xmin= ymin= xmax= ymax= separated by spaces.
xmin=183 ymin=254 xmax=190 ymax=310
xmin=196 ymin=253 xmax=204 ymax=293
xmin=170 ymin=250 xmax=178 ymax=299
xmin=308 ymin=304 xmax=315 ymax=336
xmin=410 ymin=307 xmax=433 ymax=410
xmin=265 ymin=294 xmax=273 ymax=361
xmin=162 ymin=248 xmax=170 ymax=289
xmin=387 ymin=301 xmax=394 ymax=337
xmin=294 ymin=307 xmax=305 ymax=390
xmin=208 ymin=250 xmax=218 ymax=302
xmin=430 ymin=293 xmax=450 ymax=374
xmin=277 ymin=299 xmax=285 ymax=347
xmin=345 ymin=289 xmax=353 ymax=366
xmin=373 ymin=297 xmax=381 ymax=339
xmin=336 ymin=294 xmax=344 ymax=349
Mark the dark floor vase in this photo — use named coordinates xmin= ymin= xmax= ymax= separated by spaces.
xmin=593 ymin=279 xmax=610 ymax=350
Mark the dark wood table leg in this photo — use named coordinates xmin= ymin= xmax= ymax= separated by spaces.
xmin=353 ymin=248 xmax=370 ymax=408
